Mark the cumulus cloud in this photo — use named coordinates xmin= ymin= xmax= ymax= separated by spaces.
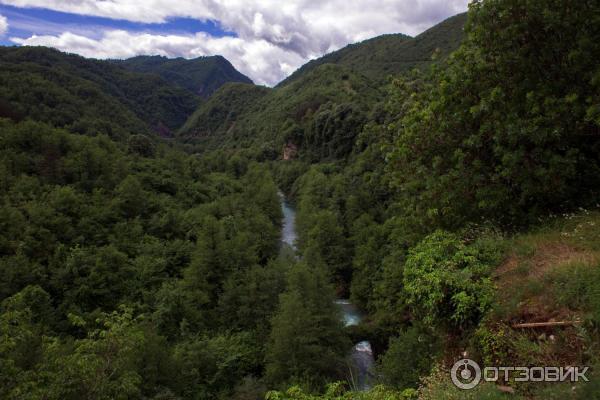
xmin=3 ymin=0 xmax=471 ymax=85
xmin=0 ymin=14 xmax=8 ymax=36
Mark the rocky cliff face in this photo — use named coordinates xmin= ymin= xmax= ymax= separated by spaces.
xmin=283 ymin=142 xmax=298 ymax=160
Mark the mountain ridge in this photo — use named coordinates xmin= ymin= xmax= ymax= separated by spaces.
xmin=278 ymin=13 xmax=467 ymax=87
xmin=179 ymin=12 xmax=468 ymax=157
xmin=0 ymin=46 xmax=253 ymax=138
xmin=114 ymin=54 xmax=253 ymax=98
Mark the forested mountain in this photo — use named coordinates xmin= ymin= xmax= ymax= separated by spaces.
xmin=0 ymin=46 xmax=202 ymax=138
xmin=179 ymin=64 xmax=380 ymax=159
xmin=179 ymin=83 xmax=272 ymax=143
xmin=179 ymin=13 xmax=467 ymax=159
xmin=0 ymin=47 xmax=252 ymax=139
xmin=114 ymin=55 xmax=253 ymax=98
xmin=2 ymin=1 xmax=600 ymax=399
xmin=278 ymin=13 xmax=467 ymax=86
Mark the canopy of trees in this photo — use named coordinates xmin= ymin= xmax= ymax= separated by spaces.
xmin=1 ymin=0 xmax=600 ymax=398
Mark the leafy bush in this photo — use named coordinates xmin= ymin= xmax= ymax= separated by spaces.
xmin=402 ymin=230 xmax=494 ymax=330
xmin=266 ymin=382 xmax=415 ymax=400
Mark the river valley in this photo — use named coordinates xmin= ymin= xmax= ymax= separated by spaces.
xmin=279 ymin=192 xmax=375 ymax=390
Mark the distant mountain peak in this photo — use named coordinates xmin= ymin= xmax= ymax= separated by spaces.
xmin=114 ymin=54 xmax=253 ymax=98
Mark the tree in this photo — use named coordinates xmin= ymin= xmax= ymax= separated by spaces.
xmin=40 ymin=308 xmax=147 ymax=400
xmin=218 ymin=261 xmax=286 ymax=334
xmin=265 ymin=264 xmax=350 ymax=388
xmin=387 ymin=0 xmax=600 ymax=229
xmin=174 ymin=332 xmax=261 ymax=399
xmin=115 ymin=176 xmax=148 ymax=219
xmin=377 ymin=326 xmax=438 ymax=390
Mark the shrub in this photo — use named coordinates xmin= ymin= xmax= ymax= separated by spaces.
xmin=377 ymin=326 xmax=439 ymax=390
xmin=402 ymin=230 xmax=494 ymax=331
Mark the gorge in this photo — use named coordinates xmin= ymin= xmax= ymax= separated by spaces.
xmin=279 ymin=193 xmax=375 ymax=391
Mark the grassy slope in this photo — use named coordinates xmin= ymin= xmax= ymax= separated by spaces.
xmin=420 ymin=210 xmax=600 ymax=399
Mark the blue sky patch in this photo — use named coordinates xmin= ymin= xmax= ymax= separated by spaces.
xmin=0 ymin=4 xmax=234 ymax=45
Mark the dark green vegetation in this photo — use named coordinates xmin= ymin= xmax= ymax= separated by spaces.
xmin=2 ymin=0 xmax=600 ymax=399
xmin=179 ymin=13 xmax=467 ymax=158
xmin=279 ymin=13 xmax=467 ymax=86
xmin=0 ymin=46 xmax=199 ymax=137
xmin=0 ymin=39 xmax=347 ymax=400
xmin=114 ymin=55 xmax=253 ymax=97
xmin=179 ymin=64 xmax=380 ymax=159
xmin=179 ymin=83 xmax=271 ymax=145
xmin=261 ymin=0 xmax=600 ymax=398
xmin=0 ymin=47 xmax=252 ymax=139
xmin=0 ymin=116 xmax=299 ymax=399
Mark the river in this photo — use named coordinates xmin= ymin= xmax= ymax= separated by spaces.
xmin=280 ymin=191 xmax=298 ymax=251
xmin=279 ymin=192 xmax=375 ymax=390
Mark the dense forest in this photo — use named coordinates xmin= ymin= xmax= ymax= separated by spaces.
xmin=1 ymin=0 xmax=600 ymax=399
xmin=113 ymin=55 xmax=253 ymax=98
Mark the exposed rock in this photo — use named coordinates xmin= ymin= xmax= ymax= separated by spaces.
xmin=283 ymin=142 xmax=298 ymax=160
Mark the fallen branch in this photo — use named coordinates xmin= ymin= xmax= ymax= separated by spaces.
xmin=512 ymin=320 xmax=582 ymax=329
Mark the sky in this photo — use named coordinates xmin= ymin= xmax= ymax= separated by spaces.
xmin=0 ymin=1 xmax=470 ymax=86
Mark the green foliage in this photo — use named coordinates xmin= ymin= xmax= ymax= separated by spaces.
xmin=178 ymin=10 xmax=467 ymax=160
xmin=377 ymin=326 xmax=438 ymax=390
xmin=402 ymin=231 xmax=494 ymax=330
xmin=546 ymin=262 xmax=600 ymax=325
xmin=174 ymin=332 xmax=262 ymax=399
xmin=418 ymin=366 xmax=524 ymax=400
xmin=115 ymin=54 xmax=253 ymax=98
xmin=218 ymin=261 xmax=287 ymax=334
xmin=387 ymin=0 xmax=600 ymax=228
xmin=473 ymin=323 xmax=512 ymax=367
xmin=0 ymin=115 xmax=285 ymax=398
xmin=181 ymin=63 xmax=380 ymax=160
xmin=128 ymin=134 xmax=156 ymax=157
xmin=265 ymin=382 xmax=415 ymax=400
xmin=0 ymin=46 xmax=200 ymax=136
xmin=265 ymin=264 xmax=350 ymax=388
xmin=3 ymin=1 xmax=600 ymax=397
xmin=179 ymin=83 xmax=271 ymax=141
xmin=294 ymin=166 xmax=353 ymax=287
xmin=279 ymin=13 xmax=466 ymax=86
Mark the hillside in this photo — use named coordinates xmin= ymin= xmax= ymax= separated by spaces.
xmin=0 ymin=46 xmax=200 ymax=138
xmin=179 ymin=13 xmax=467 ymax=159
xmin=179 ymin=63 xmax=381 ymax=159
xmin=179 ymin=82 xmax=271 ymax=139
xmin=115 ymin=55 xmax=253 ymax=98
xmin=278 ymin=13 xmax=467 ymax=86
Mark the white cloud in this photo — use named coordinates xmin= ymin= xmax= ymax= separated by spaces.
xmin=0 ymin=14 xmax=8 ymax=36
xmin=3 ymin=0 xmax=471 ymax=85
xmin=11 ymin=30 xmax=305 ymax=86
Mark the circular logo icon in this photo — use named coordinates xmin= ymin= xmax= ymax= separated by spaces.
xmin=451 ymin=359 xmax=481 ymax=390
